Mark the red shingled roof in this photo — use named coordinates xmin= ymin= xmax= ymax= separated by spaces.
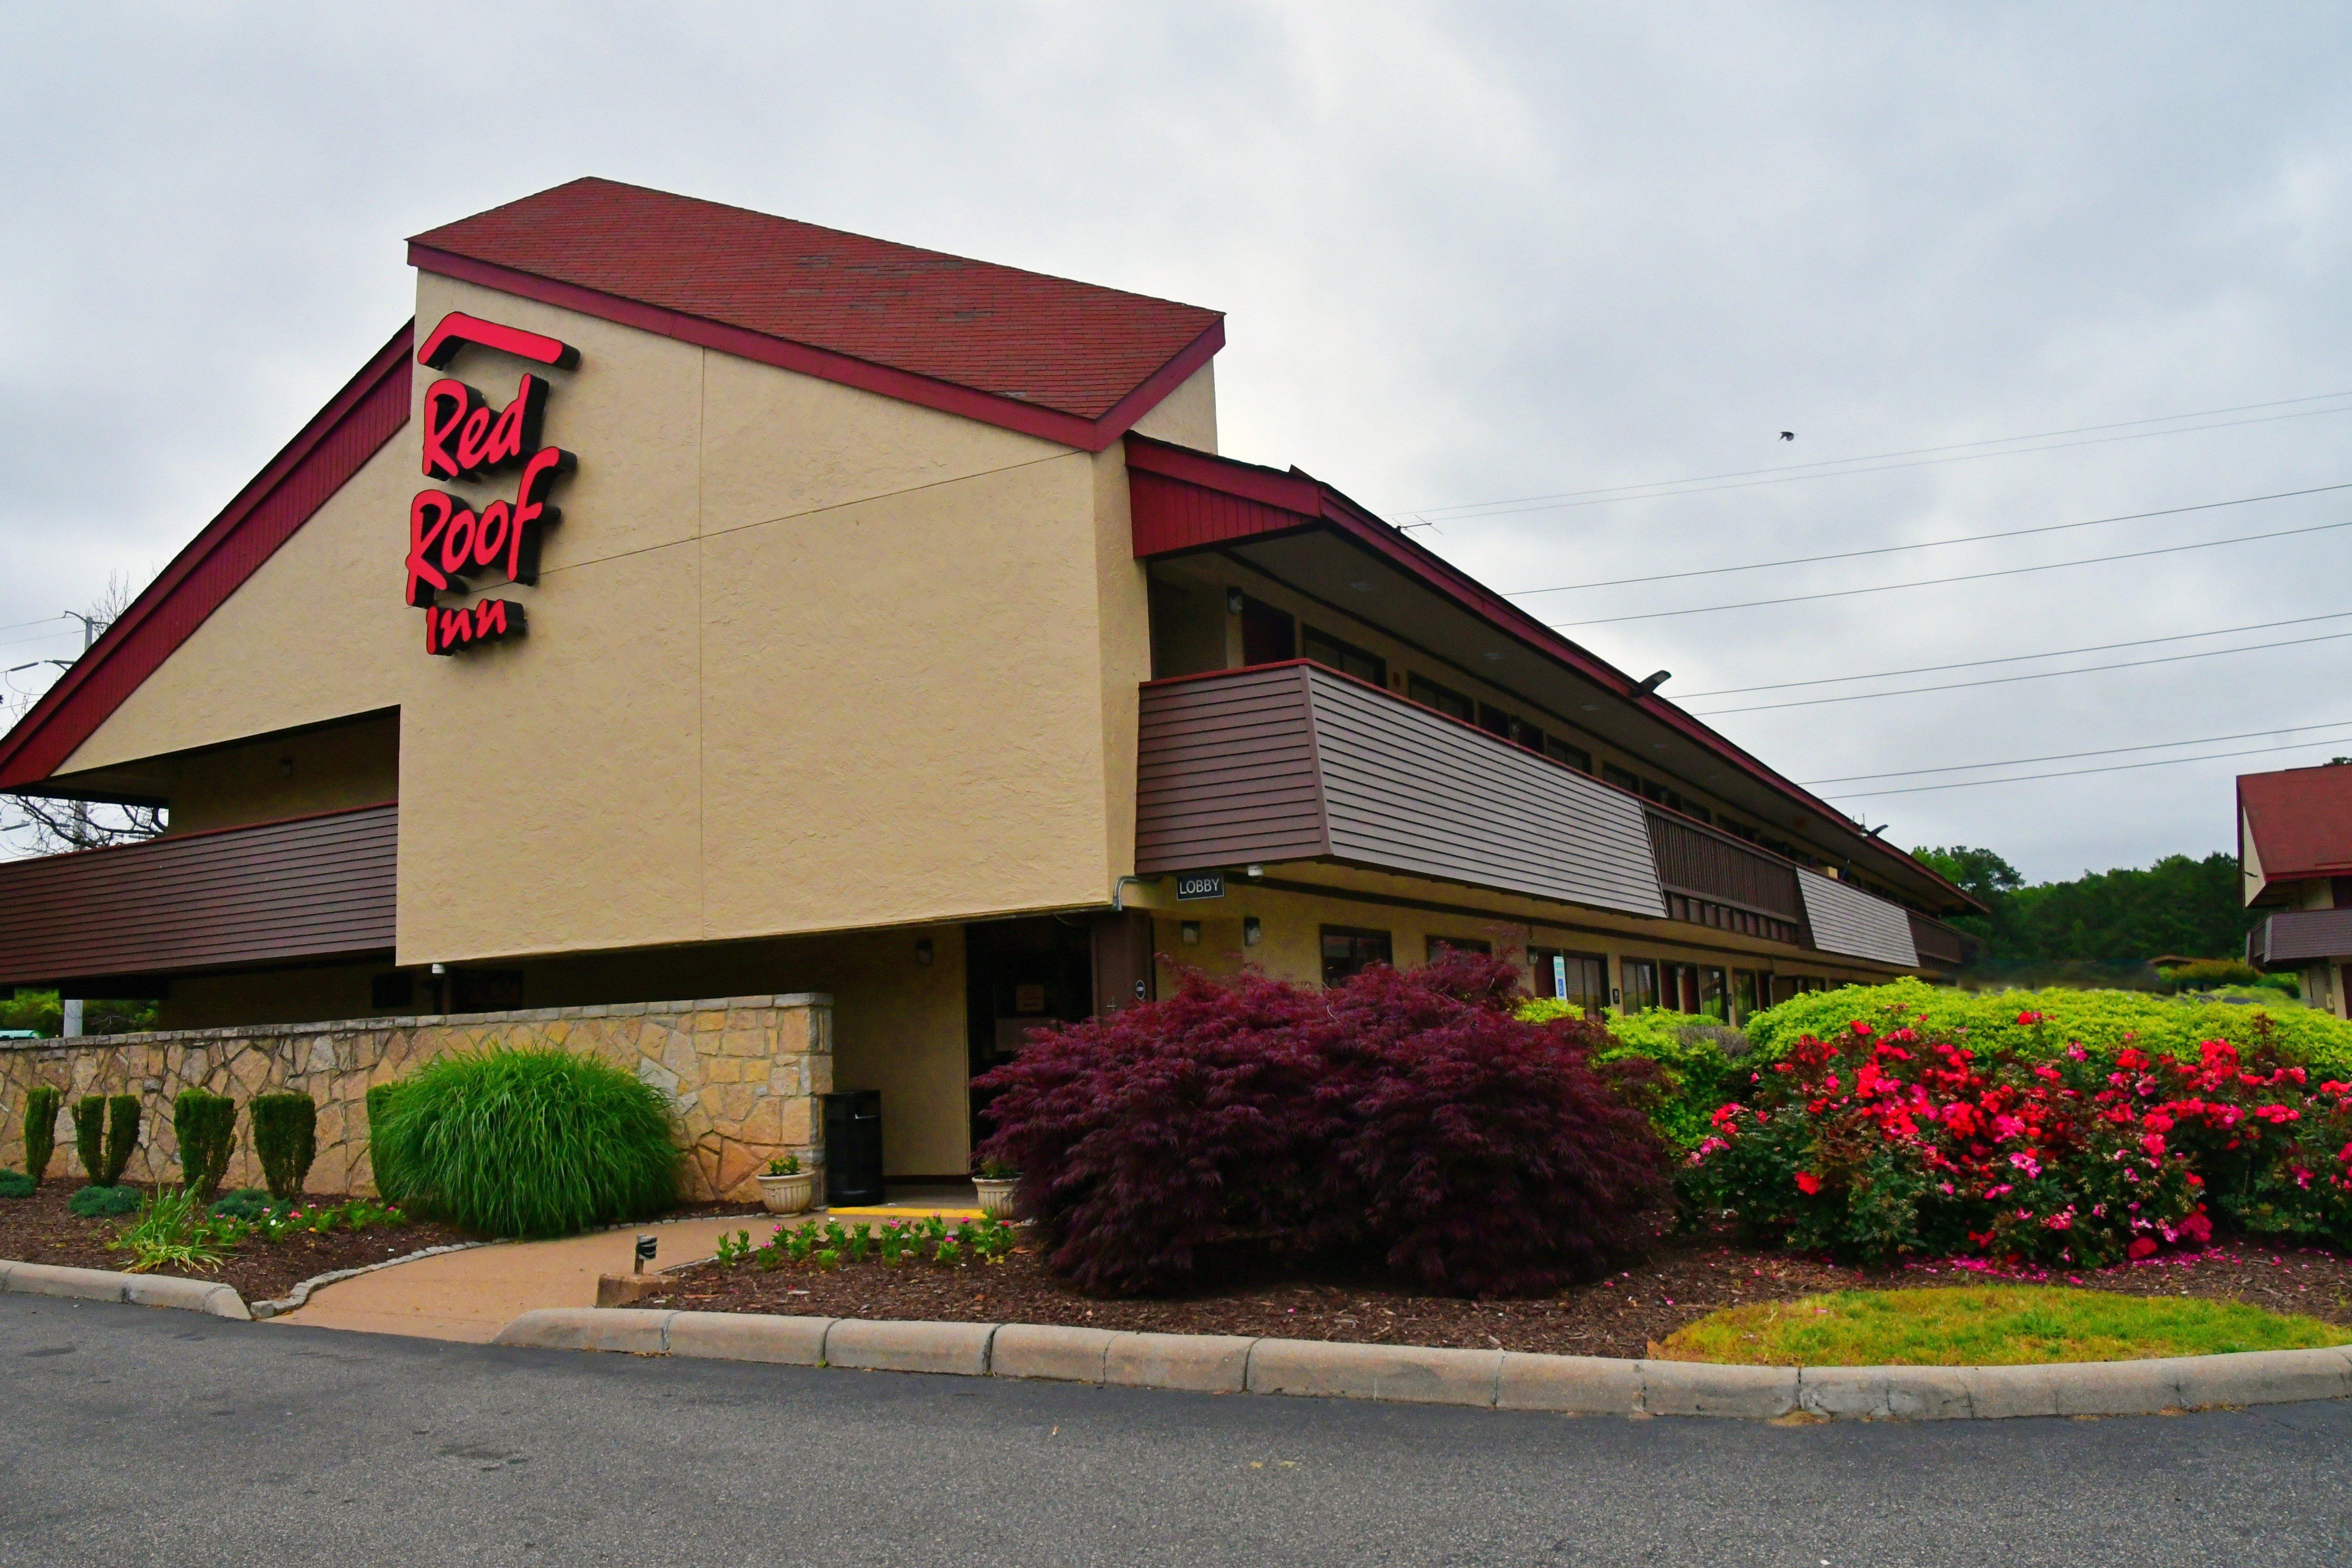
xmin=408 ymin=178 xmax=1223 ymax=446
xmin=2240 ymin=765 xmax=2352 ymax=884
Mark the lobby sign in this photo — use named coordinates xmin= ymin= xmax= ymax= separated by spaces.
xmin=406 ymin=313 xmax=578 ymax=656
xmin=1176 ymin=871 xmax=1226 ymax=901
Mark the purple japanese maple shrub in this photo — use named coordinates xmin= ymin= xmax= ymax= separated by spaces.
xmin=977 ymin=950 xmax=1669 ymax=1298
xmin=972 ymin=966 xmax=1338 ymax=1296
xmin=1306 ymin=949 xmax=1671 ymax=1296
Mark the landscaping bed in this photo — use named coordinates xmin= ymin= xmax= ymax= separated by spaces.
xmin=0 ymin=1183 xmax=474 ymax=1301
xmin=641 ymin=1222 xmax=2352 ymax=1360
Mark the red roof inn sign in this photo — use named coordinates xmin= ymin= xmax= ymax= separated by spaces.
xmin=405 ymin=313 xmax=579 ymax=655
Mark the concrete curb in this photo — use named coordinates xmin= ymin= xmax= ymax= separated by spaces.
xmin=0 ymin=1259 xmax=250 ymax=1320
xmin=484 ymin=1307 xmax=2352 ymax=1420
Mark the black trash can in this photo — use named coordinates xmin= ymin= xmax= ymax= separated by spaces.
xmin=822 ymin=1090 xmax=884 ymax=1207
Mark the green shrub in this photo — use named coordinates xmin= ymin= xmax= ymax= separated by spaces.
xmin=22 ymin=1086 xmax=60 ymax=1185
xmin=369 ymin=1046 xmax=680 ymax=1238
xmin=250 ymin=1093 xmax=318 ymax=1201
xmin=1522 ymin=1001 xmax=1745 ymax=1150
xmin=172 ymin=1089 xmax=237 ymax=1202
xmin=2158 ymin=958 xmax=2265 ymax=991
xmin=210 ymin=1187 xmax=283 ymax=1223
xmin=1744 ymin=977 xmax=2352 ymax=1078
xmin=0 ymin=1170 xmax=35 ymax=1199
xmin=72 ymin=1094 xmax=139 ymax=1186
xmin=69 ymin=1183 xmax=143 ymax=1217
xmin=364 ymin=1082 xmax=406 ymax=1201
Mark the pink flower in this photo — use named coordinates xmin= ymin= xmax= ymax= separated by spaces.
xmin=2141 ymin=1132 xmax=2167 ymax=1158
xmin=2008 ymin=1152 xmax=2042 ymax=1179
xmin=2129 ymin=1238 xmax=2158 ymax=1260
xmin=2065 ymin=1043 xmax=2088 ymax=1062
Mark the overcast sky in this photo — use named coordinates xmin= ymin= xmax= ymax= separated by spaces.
xmin=3 ymin=3 xmax=2347 ymax=881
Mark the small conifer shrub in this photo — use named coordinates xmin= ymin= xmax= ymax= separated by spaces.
xmin=173 ymin=1089 xmax=237 ymax=1202
xmin=250 ymin=1093 xmax=318 ymax=1202
xmin=22 ymin=1086 xmax=61 ymax=1185
xmin=72 ymin=1094 xmax=141 ymax=1186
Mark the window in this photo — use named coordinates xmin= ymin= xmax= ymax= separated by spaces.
xmin=1426 ymin=934 xmax=1492 ymax=962
xmin=1732 ymin=969 xmax=1762 ymax=1023
xmin=370 ymin=972 xmax=415 ymax=1012
xmin=1661 ymin=962 xmax=1701 ymax=1013
xmin=1621 ymin=957 xmax=1660 ymax=1013
xmin=1544 ymin=735 xmax=1592 ymax=772
xmin=1603 ymin=762 xmax=1642 ymax=794
xmin=1240 ymin=595 xmax=1294 ymax=666
xmin=1407 ymin=673 xmax=1475 ymax=723
xmin=450 ymin=969 xmax=524 ymax=1013
xmin=1699 ymin=967 xmax=1729 ymax=1022
xmin=1302 ymin=625 xmax=1386 ymax=686
xmin=1320 ymin=927 xmax=1393 ymax=987
xmin=1531 ymin=948 xmax=1609 ymax=1015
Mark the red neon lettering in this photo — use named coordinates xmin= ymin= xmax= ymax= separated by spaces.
xmin=406 ymin=491 xmax=461 ymax=607
xmin=425 ymin=599 xmax=524 ymax=656
xmin=418 ymin=312 xmax=580 ymax=371
xmin=438 ymin=505 xmax=479 ymax=579
xmin=481 ymin=376 xmax=547 ymax=470
xmin=421 ymin=379 xmax=485 ymax=480
xmin=474 ymin=501 xmax=512 ymax=572
xmin=507 ymin=446 xmax=575 ymax=583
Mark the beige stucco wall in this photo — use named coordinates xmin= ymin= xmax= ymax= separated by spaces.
xmin=59 ymin=271 xmax=1168 ymax=968
xmin=0 ymin=994 xmax=830 ymax=1205
xmin=1127 ymin=361 xmax=1217 ymax=452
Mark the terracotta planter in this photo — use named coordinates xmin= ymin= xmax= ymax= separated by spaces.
xmin=974 ymin=1176 xmax=1019 ymax=1219
xmin=757 ymin=1170 xmax=817 ymax=1214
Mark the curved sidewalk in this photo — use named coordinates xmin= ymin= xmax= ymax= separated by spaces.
xmin=269 ymin=1203 xmax=979 ymax=1341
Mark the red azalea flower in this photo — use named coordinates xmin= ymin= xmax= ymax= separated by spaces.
xmin=1794 ymin=1171 xmax=1822 ymax=1195
xmin=2128 ymin=1238 xmax=2158 ymax=1260
xmin=2015 ymin=1011 xmax=2044 ymax=1026
xmin=1850 ymin=1020 xmax=1874 ymax=1037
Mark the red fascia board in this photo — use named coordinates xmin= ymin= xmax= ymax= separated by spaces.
xmin=411 ymin=245 xmax=1223 ymax=454
xmin=0 ymin=325 xmax=416 ymax=792
xmin=1125 ymin=436 xmax=1980 ymax=913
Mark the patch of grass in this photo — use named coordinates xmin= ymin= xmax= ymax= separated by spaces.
xmin=1658 ymin=1285 xmax=2350 ymax=1366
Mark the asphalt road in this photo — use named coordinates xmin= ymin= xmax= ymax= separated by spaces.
xmin=3 ymin=1296 xmax=2349 ymax=1568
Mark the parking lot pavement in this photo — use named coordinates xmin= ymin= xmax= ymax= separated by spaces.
xmin=4 ymin=1294 xmax=2349 ymax=1568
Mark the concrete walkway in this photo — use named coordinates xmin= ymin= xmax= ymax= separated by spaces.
xmin=273 ymin=1200 xmax=982 ymax=1342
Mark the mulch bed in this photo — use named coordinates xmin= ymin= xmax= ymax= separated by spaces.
xmin=0 ymin=1182 xmax=476 ymax=1303
xmin=641 ymin=1223 xmax=2352 ymax=1360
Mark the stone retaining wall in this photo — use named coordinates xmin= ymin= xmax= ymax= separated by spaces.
xmin=0 ymin=994 xmax=832 ymax=1203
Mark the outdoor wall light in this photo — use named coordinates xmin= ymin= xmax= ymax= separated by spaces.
xmin=915 ymin=937 xmax=934 ymax=966
xmin=1243 ymin=916 xmax=1262 ymax=947
xmin=430 ymin=963 xmax=447 ymax=976
xmin=1225 ymin=586 xmax=1245 ymax=615
xmin=1245 ymin=863 xmax=1263 ymax=879
xmin=1180 ymin=920 xmax=1201 ymax=945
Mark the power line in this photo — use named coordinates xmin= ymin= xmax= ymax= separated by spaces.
xmin=1504 ymin=482 xmax=2352 ymax=597
xmin=1550 ymin=515 xmax=2352 ymax=628
xmin=0 ymin=614 xmax=68 ymax=637
xmin=1822 ymin=738 xmax=2352 ymax=799
xmin=1397 ymin=390 xmax=2352 ymax=523
xmin=1682 ymin=613 xmax=2352 ymax=699
xmin=1800 ymin=719 xmax=2352 ymax=787
xmin=1688 ymin=629 xmax=2352 ymax=716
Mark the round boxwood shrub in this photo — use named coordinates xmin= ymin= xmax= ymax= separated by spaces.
xmin=68 ymin=1183 xmax=142 ymax=1217
xmin=369 ymin=1046 xmax=680 ymax=1238
xmin=0 ymin=1170 xmax=35 ymax=1200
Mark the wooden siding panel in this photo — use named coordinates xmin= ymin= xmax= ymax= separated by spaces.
xmin=1647 ymin=812 xmax=1805 ymax=920
xmin=0 ymin=804 xmax=397 ymax=983
xmin=1797 ymin=869 xmax=1920 ymax=967
xmin=2252 ymin=908 xmax=2352 ymax=964
xmin=1908 ymin=911 xmax=1968 ymax=967
xmin=1303 ymin=669 xmax=1665 ymax=917
xmin=1135 ymin=667 xmax=1329 ymax=872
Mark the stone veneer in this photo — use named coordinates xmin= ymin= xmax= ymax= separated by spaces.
xmin=0 ymin=994 xmax=831 ymax=1204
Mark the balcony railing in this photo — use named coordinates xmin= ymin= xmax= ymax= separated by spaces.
xmin=0 ymin=802 xmax=396 ymax=987
xmin=1135 ymin=662 xmax=1925 ymax=969
xmin=2249 ymin=908 xmax=2352 ymax=968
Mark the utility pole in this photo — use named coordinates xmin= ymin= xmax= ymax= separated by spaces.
xmin=57 ymin=610 xmax=104 ymax=1041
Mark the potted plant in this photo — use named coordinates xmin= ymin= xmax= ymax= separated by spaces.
xmin=757 ymin=1154 xmax=817 ymax=1215
xmin=974 ymin=1159 xmax=1019 ymax=1219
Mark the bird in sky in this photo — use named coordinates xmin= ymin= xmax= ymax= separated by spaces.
xmin=1779 ymin=430 xmax=1796 ymax=441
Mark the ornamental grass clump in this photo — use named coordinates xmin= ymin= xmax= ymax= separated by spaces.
xmin=975 ymin=950 xmax=1670 ymax=1298
xmin=368 ymin=1046 xmax=679 ymax=1238
xmin=1680 ymin=1018 xmax=2352 ymax=1268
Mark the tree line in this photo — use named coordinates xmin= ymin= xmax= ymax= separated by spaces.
xmin=1912 ymin=845 xmax=2251 ymax=967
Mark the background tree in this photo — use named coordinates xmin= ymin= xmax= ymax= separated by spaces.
xmin=0 ymin=572 xmax=166 ymax=858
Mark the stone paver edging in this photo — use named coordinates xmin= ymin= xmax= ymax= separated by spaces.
xmin=491 ymin=1308 xmax=2352 ymax=1420
xmin=0 ymin=1259 xmax=249 ymax=1320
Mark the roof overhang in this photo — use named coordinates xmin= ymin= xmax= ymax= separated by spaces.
xmin=1124 ymin=435 xmax=1984 ymax=915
